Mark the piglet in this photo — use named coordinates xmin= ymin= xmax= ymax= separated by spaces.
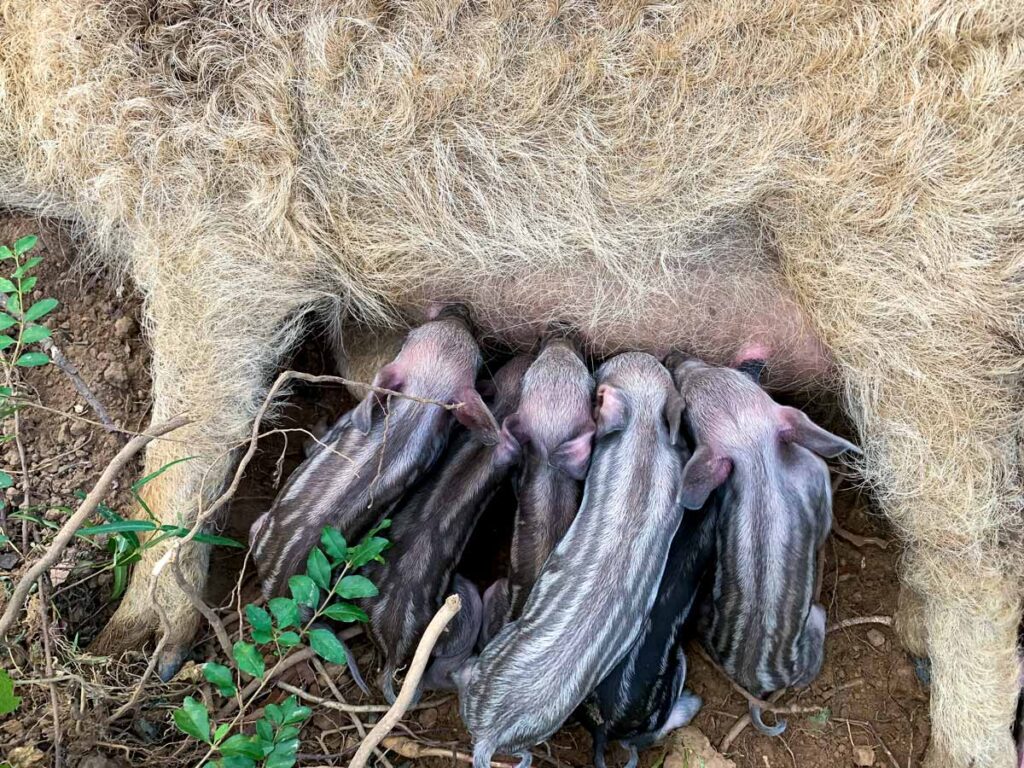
xmin=483 ymin=328 xmax=595 ymax=640
xmin=250 ymin=305 xmax=498 ymax=599
xmin=668 ymin=354 xmax=859 ymax=734
xmin=457 ymin=352 xmax=688 ymax=768
xmin=577 ymin=498 xmax=717 ymax=768
xmin=361 ymin=354 xmax=531 ymax=701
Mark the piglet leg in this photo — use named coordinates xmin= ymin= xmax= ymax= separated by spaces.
xmin=478 ymin=578 xmax=511 ymax=650
xmin=423 ymin=575 xmax=483 ymax=691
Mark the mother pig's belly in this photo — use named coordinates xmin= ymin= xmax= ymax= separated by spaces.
xmin=409 ymin=262 xmax=834 ymax=393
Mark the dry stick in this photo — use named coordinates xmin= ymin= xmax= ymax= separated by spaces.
xmin=719 ymin=690 xmax=786 ymax=753
xmin=38 ymin=578 xmax=63 ymax=768
xmin=14 ymin=408 xmax=30 ymax=550
xmin=694 ymin=645 xmax=825 ymax=717
xmin=348 ymin=594 xmax=462 ymax=768
xmin=0 ymin=415 xmax=190 ymax=637
xmin=380 ymin=736 xmax=519 ymax=768
xmin=0 ymin=292 xmax=117 ymax=432
xmin=827 ymin=615 xmax=893 ymax=633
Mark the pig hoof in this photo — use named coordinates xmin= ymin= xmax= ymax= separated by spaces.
xmin=622 ymin=745 xmax=639 ymax=768
xmin=913 ymin=656 xmax=932 ymax=687
xmin=156 ymin=644 xmax=191 ymax=682
xmin=380 ymin=670 xmax=398 ymax=705
xmin=749 ymin=704 xmax=787 ymax=736
xmin=514 ymin=752 xmax=532 ymax=768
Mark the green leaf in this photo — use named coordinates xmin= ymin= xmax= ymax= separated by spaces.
xmin=264 ymin=739 xmax=300 ymax=768
xmin=77 ymin=520 xmax=158 ymax=537
xmin=13 ymin=235 xmax=37 ymax=256
xmin=22 ymin=298 xmax=58 ymax=322
xmin=0 ymin=279 xmax=15 ymax=293
xmin=0 ymin=245 xmax=12 ymax=261
xmin=309 ymin=628 xmax=349 ymax=666
xmin=0 ymin=534 xmax=9 ymax=547
xmin=232 ymin=641 xmax=265 ymax=680
xmin=19 ymin=324 xmax=50 ymax=344
xmin=275 ymin=725 xmax=301 ymax=743
xmin=172 ymin=696 xmax=211 ymax=744
xmin=268 ymin=597 xmax=299 ymax=629
xmin=6 ymin=294 xmax=19 ymax=316
xmin=319 ymin=527 xmax=347 ymax=563
xmin=0 ymin=313 xmax=14 ymax=330
xmin=0 ymin=471 xmax=12 ymax=490
xmin=288 ymin=575 xmax=319 ymax=609
xmin=306 ymin=547 xmax=331 ymax=590
xmin=15 ymin=352 xmax=50 ymax=367
xmin=219 ymin=734 xmax=264 ymax=759
xmin=12 ymin=256 xmax=41 ymax=278
xmin=131 ymin=456 xmax=198 ymax=518
xmin=0 ymin=669 xmax=21 ymax=715
xmin=220 ymin=758 xmax=256 ymax=768
xmin=335 ymin=575 xmax=378 ymax=599
xmin=346 ymin=536 xmax=390 ymax=568
xmin=203 ymin=662 xmax=236 ymax=697
xmin=0 ymin=335 xmax=15 ymax=351
xmin=321 ymin=602 xmax=368 ymax=623
xmin=256 ymin=718 xmax=274 ymax=745
xmin=278 ymin=696 xmax=312 ymax=726
xmin=275 ymin=631 xmax=301 ymax=649
xmin=264 ymin=702 xmax=283 ymax=726
xmin=214 ymin=723 xmax=232 ymax=743
xmin=246 ymin=605 xmax=273 ymax=645
xmin=19 ymin=276 xmax=36 ymax=293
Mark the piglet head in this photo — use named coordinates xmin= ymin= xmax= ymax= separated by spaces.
xmin=350 ymin=305 xmax=500 ymax=443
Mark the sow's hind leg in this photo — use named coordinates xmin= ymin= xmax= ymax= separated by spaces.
xmin=91 ymin=236 xmax=316 ymax=680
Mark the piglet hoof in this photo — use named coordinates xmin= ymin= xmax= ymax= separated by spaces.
xmin=913 ymin=656 xmax=932 ymax=687
xmin=749 ymin=704 xmax=787 ymax=737
xmin=514 ymin=752 xmax=533 ymax=768
xmin=379 ymin=669 xmax=398 ymax=705
xmin=622 ymin=745 xmax=640 ymax=768
xmin=156 ymin=644 xmax=192 ymax=682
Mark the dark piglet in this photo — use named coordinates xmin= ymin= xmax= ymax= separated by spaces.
xmin=669 ymin=354 xmax=859 ymax=734
xmin=480 ymin=330 xmax=596 ymax=644
xmin=457 ymin=353 xmax=688 ymax=768
xmin=577 ymin=499 xmax=717 ymax=768
xmin=363 ymin=354 xmax=532 ymax=702
xmin=250 ymin=306 xmax=497 ymax=600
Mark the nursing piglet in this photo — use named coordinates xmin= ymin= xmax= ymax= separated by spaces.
xmin=250 ymin=305 xmax=498 ymax=598
xmin=481 ymin=330 xmax=595 ymax=644
xmin=457 ymin=352 xmax=687 ymax=768
xmin=668 ymin=355 xmax=859 ymax=735
xmin=578 ymin=499 xmax=717 ymax=768
xmin=362 ymin=355 xmax=532 ymax=702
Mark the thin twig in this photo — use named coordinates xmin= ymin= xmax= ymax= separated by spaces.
xmin=218 ymin=647 xmax=316 ymax=717
xmin=719 ymin=690 xmax=785 ymax=753
xmin=311 ymin=657 xmax=394 ymax=768
xmin=380 ymin=736 xmax=518 ymax=768
xmin=827 ymin=615 xmax=893 ymax=633
xmin=0 ymin=415 xmax=190 ymax=637
xmin=14 ymin=408 xmax=30 ymax=551
xmin=276 ymin=680 xmax=437 ymax=714
xmin=348 ymin=594 xmax=462 ymax=768
xmin=38 ymin=578 xmax=63 ymax=768
xmin=832 ymin=519 xmax=889 ymax=550
xmin=694 ymin=645 xmax=825 ymax=716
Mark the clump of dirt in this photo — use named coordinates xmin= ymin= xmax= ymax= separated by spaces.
xmin=0 ymin=214 xmax=928 ymax=768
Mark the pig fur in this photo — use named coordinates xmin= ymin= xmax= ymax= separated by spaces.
xmin=0 ymin=3 xmax=1022 ymax=764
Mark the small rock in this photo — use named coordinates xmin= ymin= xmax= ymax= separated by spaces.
xmin=103 ymin=361 xmax=129 ymax=387
xmin=0 ymin=552 xmax=19 ymax=571
xmin=7 ymin=746 xmax=46 ymax=768
xmin=665 ymin=727 xmax=734 ymax=768
xmin=866 ymin=629 xmax=886 ymax=647
xmin=73 ymin=404 xmax=84 ymax=414
xmin=419 ymin=707 xmax=438 ymax=729
xmin=70 ymin=420 xmax=88 ymax=436
xmin=853 ymin=745 xmax=875 ymax=766
xmin=114 ymin=316 xmax=136 ymax=339
xmin=1 ymin=718 xmax=25 ymax=737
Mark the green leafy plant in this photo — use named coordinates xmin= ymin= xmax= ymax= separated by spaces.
xmin=0 ymin=668 xmax=21 ymax=715
xmin=0 ymin=235 xmax=57 ymax=493
xmin=172 ymin=521 xmax=390 ymax=768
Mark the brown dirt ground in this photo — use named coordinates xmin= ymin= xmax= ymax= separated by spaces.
xmin=0 ymin=214 xmax=929 ymax=768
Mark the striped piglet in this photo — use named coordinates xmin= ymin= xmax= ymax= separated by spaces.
xmin=668 ymin=355 xmax=859 ymax=734
xmin=479 ymin=330 xmax=595 ymax=646
xmin=362 ymin=354 xmax=532 ymax=702
xmin=457 ymin=353 xmax=687 ymax=768
xmin=577 ymin=492 xmax=717 ymax=768
xmin=250 ymin=305 xmax=498 ymax=599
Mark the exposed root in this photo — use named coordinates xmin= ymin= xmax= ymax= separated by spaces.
xmin=827 ymin=616 xmax=893 ymax=633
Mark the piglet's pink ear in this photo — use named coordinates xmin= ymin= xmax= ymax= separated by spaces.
xmin=778 ymin=406 xmax=862 ymax=458
xmin=502 ymin=413 xmax=530 ymax=449
xmin=351 ymin=363 xmax=404 ymax=434
xmin=495 ymin=418 xmax=523 ymax=464
xmin=595 ymin=384 xmax=629 ymax=439
xmin=453 ymin=386 xmax=500 ymax=445
xmin=549 ymin=426 xmax=595 ymax=481
xmin=680 ymin=445 xmax=732 ymax=510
